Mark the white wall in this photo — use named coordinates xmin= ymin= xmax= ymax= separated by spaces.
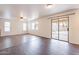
xmin=28 ymin=17 xmax=51 ymax=38
xmin=69 ymin=10 xmax=79 ymax=44
xmin=0 ymin=19 xmax=28 ymax=36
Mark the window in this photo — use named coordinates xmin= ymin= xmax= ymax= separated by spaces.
xmin=32 ymin=21 xmax=38 ymax=31
xmin=23 ymin=23 xmax=26 ymax=31
xmin=35 ymin=21 xmax=38 ymax=30
xmin=32 ymin=22 xmax=35 ymax=30
xmin=4 ymin=22 xmax=10 ymax=32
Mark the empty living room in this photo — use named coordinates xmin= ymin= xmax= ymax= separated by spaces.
xmin=0 ymin=4 xmax=79 ymax=56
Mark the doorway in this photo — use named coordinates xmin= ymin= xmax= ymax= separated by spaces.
xmin=52 ymin=17 xmax=69 ymax=42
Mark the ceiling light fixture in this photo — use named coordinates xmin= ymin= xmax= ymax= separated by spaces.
xmin=46 ymin=4 xmax=53 ymax=8
xmin=20 ymin=17 xmax=23 ymax=19
xmin=20 ymin=16 xmax=24 ymax=21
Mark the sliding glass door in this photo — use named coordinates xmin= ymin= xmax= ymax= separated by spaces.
xmin=52 ymin=17 xmax=69 ymax=42
xmin=59 ymin=18 xmax=69 ymax=41
xmin=52 ymin=19 xmax=58 ymax=39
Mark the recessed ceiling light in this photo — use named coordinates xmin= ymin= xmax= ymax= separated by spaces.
xmin=46 ymin=4 xmax=53 ymax=8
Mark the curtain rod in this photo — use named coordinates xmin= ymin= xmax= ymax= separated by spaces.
xmin=48 ymin=12 xmax=75 ymax=20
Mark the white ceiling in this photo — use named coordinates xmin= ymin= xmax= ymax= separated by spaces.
xmin=0 ymin=4 xmax=79 ymax=20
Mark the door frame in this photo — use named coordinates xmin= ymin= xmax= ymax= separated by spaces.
xmin=51 ymin=16 xmax=69 ymax=43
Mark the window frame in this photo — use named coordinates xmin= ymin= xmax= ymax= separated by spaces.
xmin=23 ymin=22 xmax=27 ymax=31
xmin=4 ymin=22 xmax=11 ymax=32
